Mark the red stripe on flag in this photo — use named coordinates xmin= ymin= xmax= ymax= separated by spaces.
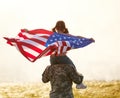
xmin=67 ymin=47 xmax=71 ymax=51
xmin=28 ymin=29 xmax=53 ymax=35
xmin=24 ymin=51 xmax=36 ymax=60
xmin=20 ymin=42 xmax=43 ymax=53
xmin=18 ymin=33 xmax=28 ymax=39
xmin=45 ymin=45 xmax=57 ymax=56
xmin=37 ymin=45 xmax=57 ymax=59
xmin=58 ymin=41 xmax=66 ymax=54
xmin=62 ymin=41 xmax=67 ymax=46
xmin=40 ymin=35 xmax=49 ymax=39
xmin=15 ymin=41 xmax=36 ymax=62
xmin=30 ymin=38 xmax=46 ymax=46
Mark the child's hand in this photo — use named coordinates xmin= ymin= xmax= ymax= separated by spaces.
xmin=21 ymin=29 xmax=29 ymax=33
xmin=90 ymin=38 xmax=95 ymax=42
xmin=24 ymin=28 xmax=29 ymax=32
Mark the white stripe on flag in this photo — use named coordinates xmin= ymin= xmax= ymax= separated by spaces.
xmin=57 ymin=46 xmax=61 ymax=55
xmin=22 ymin=45 xmax=39 ymax=57
xmin=49 ymin=42 xmax=58 ymax=47
xmin=65 ymin=41 xmax=71 ymax=47
xmin=63 ymin=46 xmax=68 ymax=53
xmin=42 ymin=49 xmax=51 ymax=57
xmin=28 ymin=58 xmax=34 ymax=62
xmin=21 ymin=39 xmax=46 ymax=50
xmin=33 ymin=36 xmax=47 ymax=42
xmin=57 ymin=41 xmax=62 ymax=46
xmin=16 ymin=37 xmax=24 ymax=41
xmin=22 ymin=32 xmax=34 ymax=38
xmin=36 ymin=34 xmax=50 ymax=37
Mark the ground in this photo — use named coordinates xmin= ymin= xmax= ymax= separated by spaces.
xmin=0 ymin=80 xmax=120 ymax=98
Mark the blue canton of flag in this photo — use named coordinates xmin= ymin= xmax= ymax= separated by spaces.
xmin=46 ymin=32 xmax=93 ymax=49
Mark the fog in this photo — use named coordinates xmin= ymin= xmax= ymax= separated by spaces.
xmin=0 ymin=0 xmax=120 ymax=82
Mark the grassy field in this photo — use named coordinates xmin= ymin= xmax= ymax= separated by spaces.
xmin=0 ymin=81 xmax=119 ymax=98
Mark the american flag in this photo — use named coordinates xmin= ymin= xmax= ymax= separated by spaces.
xmin=4 ymin=29 xmax=94 ymax=62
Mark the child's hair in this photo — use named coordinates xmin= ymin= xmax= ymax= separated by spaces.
xmin=52 ymin=20 xmax=69 ymax=34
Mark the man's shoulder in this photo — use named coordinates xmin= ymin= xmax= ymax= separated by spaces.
xmin=44 ymin=65 xmax=51 ymax=70
xmin=51 ymin=64 xmax=74 ymax=71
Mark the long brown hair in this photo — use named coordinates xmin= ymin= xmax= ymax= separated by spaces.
xmin=52 ymin=20 xmax=69 ymax=34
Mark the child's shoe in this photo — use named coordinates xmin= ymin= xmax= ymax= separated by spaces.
xmin=76 ymin=83 xmax=87 ymax=89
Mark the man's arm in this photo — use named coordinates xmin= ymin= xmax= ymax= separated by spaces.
xmin=42 ymin=66 xmax=50 ymax=83
xmin=67 ymin=65 xmax=83 ymax=84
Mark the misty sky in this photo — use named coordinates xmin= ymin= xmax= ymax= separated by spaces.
xmin=0 ymin=0 xmax=120 ymax=82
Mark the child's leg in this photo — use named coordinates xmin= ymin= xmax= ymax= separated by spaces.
xmin=63 ymin=55 xmax=76 ymax=69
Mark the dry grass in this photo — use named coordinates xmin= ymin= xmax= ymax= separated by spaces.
xmin=0 ymin=81 xmax=119 ymax=98
xmin=73 ymin=80 xmax=120 ymax=98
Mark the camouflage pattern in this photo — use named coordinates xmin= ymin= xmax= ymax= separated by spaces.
xmin=42 ymin=64 xmax=83 ymax=98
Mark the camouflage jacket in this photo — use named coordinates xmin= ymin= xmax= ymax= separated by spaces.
xmin=42 ymin=64 xmax=83 ymax=98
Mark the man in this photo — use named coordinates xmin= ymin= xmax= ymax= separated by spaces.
xmin=42 ymin=64 xmax=83 ymax=98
